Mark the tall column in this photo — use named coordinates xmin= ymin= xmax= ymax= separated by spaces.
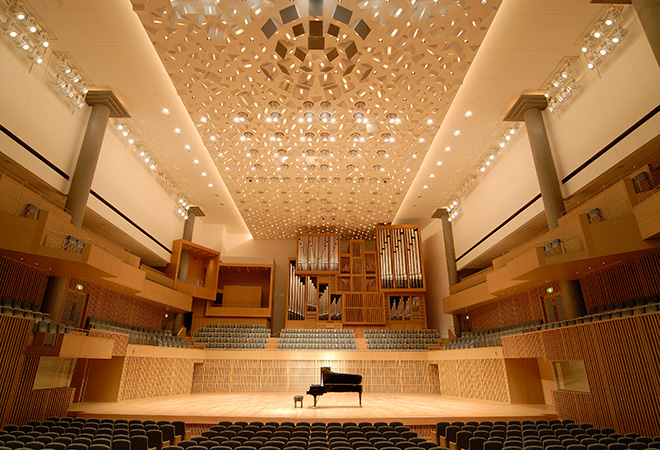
xmin=435 ymin=208 xmax=462 ymax=336
xmin=505 ymin=95 xmax=586 ymax=318
xmin=42 ymin=91 xmax=128 ymax=319
xmin=65 ymin=91 xmax=129 ymax=226
xmin=172 ymin=313 xmax=184 ymax=335
xmin=178 ymin=206 xmax=205 ymax=282
xmin=631 ymin=0 xmax=660 ymax=66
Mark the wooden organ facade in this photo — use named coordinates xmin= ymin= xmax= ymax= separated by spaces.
xmin=286 ymin=226 xmax=427 ymax=329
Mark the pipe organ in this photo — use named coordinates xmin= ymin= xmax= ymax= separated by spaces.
xmin=296 ymin=234 xmax=340 ymax=273
xmin=377 ymin=225 xmax=424 ymax=291
xmin=287 ymin=228 xmax=426 ymax=327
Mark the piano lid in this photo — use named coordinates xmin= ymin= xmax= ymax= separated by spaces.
xmin=320 ymin=366 xmax=362 ymax=385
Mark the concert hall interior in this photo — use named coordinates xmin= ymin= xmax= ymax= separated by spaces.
xmin=1 ymin=0 xmax=660 ymax=443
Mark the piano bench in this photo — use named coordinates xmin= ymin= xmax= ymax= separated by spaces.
xmin=294 ymin=395 xmax=304 ymax=408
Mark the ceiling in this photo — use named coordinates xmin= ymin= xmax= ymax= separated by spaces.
xmin=14 ymin=0 xmax=608 ymax=262
xmin=130 ymin=0 xmax=501 ymax=239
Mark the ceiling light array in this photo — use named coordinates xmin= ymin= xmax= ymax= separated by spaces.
xmin=111 ymin=118 xmax=192 ymax=218
xmin=447 ymin=199 xmax=460 ymax=222
xmin=581 ymin=5 xmax=629 ymax=72
xmin=53 ymin=56 xmax=88 ymax=109
xmin=1 ymin=1 xmax=90 ymax=110
xmin=445 ymin=123 xmax=524 ymax=223
xmin=544 ymin=58 xmax=580 ymax=113
xmin=1 ymin=0 xmax=49 ymax=66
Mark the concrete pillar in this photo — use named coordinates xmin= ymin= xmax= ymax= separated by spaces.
xmin=41 ymin=276 xmax=68 ymax=321
xmin=631 ymin=0 xmax=660 ymax=66
xmin=43 ymin=92 xmax=128 ymax=318
xmin=178 ymin=206 xmax=205 ymax=283
xmin=65 ymin=91 xmax=129 ymax=227
xmin=505 ymin=94 xmax=585 ymax=319
xmin=172 ymin=313 xmax=184 ymax=335
xmin=435 ymin=208 xmax=462 ymax=336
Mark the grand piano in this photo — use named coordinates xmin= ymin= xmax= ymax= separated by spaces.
xmin=306 ymin=366 xmax=362 ymax=407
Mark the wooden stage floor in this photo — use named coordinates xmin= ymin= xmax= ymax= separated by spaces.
xmin=69 ymin=392 xmax=557 ymax=425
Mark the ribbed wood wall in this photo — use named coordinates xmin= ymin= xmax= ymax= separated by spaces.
xmin=0 ymin=316 xmax=74 ymax=426
xmin=118 ymin=357 xmax=195 ymax=401
xmin=434 ymin=359 xmax=510 ymax=403
xmin=70 ymin=277 xmax=168 ymax=329
xmin=87 ymin=329 xmax=129 ymax=356
xmin=580 ymin=251 xmax=660 ymax=311
xmin=466 ymin=282 xmax=557 ymax=331
xmin=191 ymin=358 xmax=440 ymax=394
xmin=502 ymin=312 xmax=660 ymax=436
xmin=0 ymin=257 xmax=48 ymax=306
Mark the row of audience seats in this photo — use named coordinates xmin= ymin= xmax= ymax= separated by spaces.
xmin=1 ymin=298 xmax=81 ymax=345
xmin=443 ymin=320 xmax=543 ymax=350
xmin=194 ymin=324 xmax=271 ymax=350
xmin=278 ymin=329 xmax=356 ymax=350
xmin=542 ymin=296 xmax=660 ymax=330
xmin=365 ymin=329 xmax=440 ymax=351
xmin=436 ymin=419 xmax=660 ymax=450
xmin=166 ymin=419 xmax=440 ymax=450
xmin=1 ymin=417 xmax=187 ymax=450
xmin=88 ymin=317 xmax=189 ymax=349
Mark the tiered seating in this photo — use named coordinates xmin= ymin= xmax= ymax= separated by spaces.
xmin=278 ymin=329 xmax=356 ymax=350
xmin=444 ymin=320 xmax=542 ymax=350
xmin=1 ymin=417 xmax=188 ymax=450
xmin=194 ymin=323 xmax=270 ymax=350
xmin=175 ymin=420 xmax=439 ymax=450
xmin=365 ymin=329 xmax=439 ymax=351
xmin=88 ymin=317 xmax=189 ymax=348
xmin=541 ymin=295 xmax=660 ymax=330
xmin=437 ymin=419 xmax=660 ymax=450
xmin=1 ymin=297 xmax=82 ymax=345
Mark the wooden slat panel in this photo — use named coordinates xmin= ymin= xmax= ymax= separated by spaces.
xmin=117 ymin=357 xmax=195 ymax=401
xmin=580 ymin=251 xmax=660 ymax=311
xmin=502 ymin=312 xmax=660 ymax=436
xmin=190 ymin=358 xmax=440 ymax=395
xmin=0 ymin=257 xmax=48 ymax=306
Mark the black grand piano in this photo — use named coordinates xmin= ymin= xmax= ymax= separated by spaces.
xmin=306 ymin=366 xmax=362 ymax=407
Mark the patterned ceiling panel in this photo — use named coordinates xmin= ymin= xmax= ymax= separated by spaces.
xmin=131 ymin=0 xmax=501 ymax=239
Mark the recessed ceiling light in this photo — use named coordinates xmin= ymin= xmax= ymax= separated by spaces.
xmin=436 ymin=161 xmax=443 ymax=166
xmin=184 ymin=145 xmax=191 ymax=150
xmin=464 ymin=111 xmax=473 ymax=118
xmin=161 ymin=108 xmax=169 ymax=115
xmin=193 ymin=160 xmax=199 ymax=164
xmin=445 ymin=146 xmax=451 ymax=152
xmin=201 ymin=172 xmax=207 ymax=176
xmin=174 ymin=128 xmax=181 ymax=134
xmin=453 ymin=130 xmax=461 ymax=136
xmin=423 ymin=185 xmax=428 ymax=189
xmin=208 ymin=183 xmax=213 ymax=187
xmin=430 ymin=174 xmax=435 ymax=178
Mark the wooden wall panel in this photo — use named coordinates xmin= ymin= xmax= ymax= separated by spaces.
xmin=117 ymin=357 xmax=195 ymax=401
xmin=435 ymin=359 xmax=510 ymax=403
xmin=502 ymin=313 xmax=660 ymax=436
xmin=580 ymin=251 xmax=660 ymax=311
xmin=466 ymin=283 xmax=556 ymax=331
xmin=0 ymin=257 xmax=48 ymax=306
xmin=71 ymin=277 xmax=167 ymax=329
xmin=0 ymin=316 xmax=75 ymax=426
xmin=87 ymin=329 xmax=129 ymax=356
xmin=191 ymin=358 xmax=440 ymax=394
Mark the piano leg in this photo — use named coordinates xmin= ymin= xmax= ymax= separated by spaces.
xmin=313 ymin=395 xmax=318 ymax=408
xmin=359 ymin=392 xmax=362 ymax=406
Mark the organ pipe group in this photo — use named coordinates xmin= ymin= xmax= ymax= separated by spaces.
xmin=377 ymin=226 xmax=424 ymax=290
xmin=297 ymin=234 xmax=339 ymax=272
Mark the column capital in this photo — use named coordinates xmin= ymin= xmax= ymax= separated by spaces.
xmin=504 ymin=94 xmax=548 ymax=122
xmin=187 ymin=206 xmax=206 ymax=218
xmin=85 ymin=90 xmax=130 ymax=118
xmin=431 ymin=207 xmax=449 ymax=219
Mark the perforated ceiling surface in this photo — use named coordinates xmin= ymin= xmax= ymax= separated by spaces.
xmin=130 ymin=0 xmax=501 ymax=239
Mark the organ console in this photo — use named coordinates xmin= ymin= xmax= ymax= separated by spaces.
xmin=306 ymin=366 xmax=362 ymax=407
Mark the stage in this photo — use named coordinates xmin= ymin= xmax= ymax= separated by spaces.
xmin=68 ymin=392 xmax=557 ymax=427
